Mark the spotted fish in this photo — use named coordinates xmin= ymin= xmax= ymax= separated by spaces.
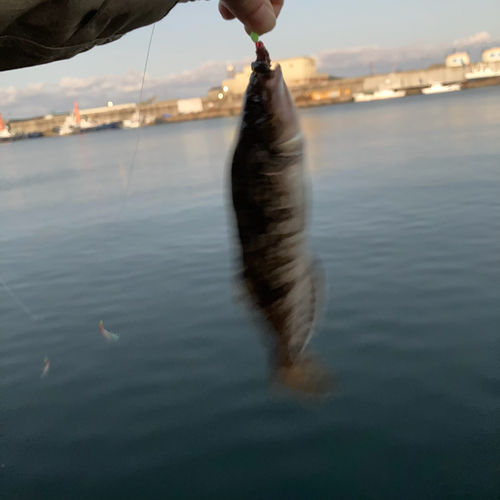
xmin=230 ymin=42 xmax=330 ymax=395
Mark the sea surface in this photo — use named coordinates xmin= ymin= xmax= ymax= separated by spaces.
xmin=1 ymin=87 xmax=499 ymax=500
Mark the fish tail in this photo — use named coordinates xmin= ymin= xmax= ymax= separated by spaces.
xmin=274 ymin=354 xmax=333 ymax=396
xmin=99 ymin=320 xmax=104 ymax=333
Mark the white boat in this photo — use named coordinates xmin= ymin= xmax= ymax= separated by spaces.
xmin=353 ymin=88 xmax=406 ymax=102
xmin=122 ymin=119 xmax=140 ymax=129
xmin=122 ymin=112 xmax=141 ymax=129
xmin=465 ymin=65 xmax=500 ymax=80
xmin=0 ymin=112 xmax=11 ymax=141
xmin=59 ymin=101 xmax=98 ymax=135
xmin=422 ymin=82 xmax=461 ymax=94
xmin=59 ymin=116 xmax=96 ymax=135
xmin=0 ymin=128 xmax=12 ymax=141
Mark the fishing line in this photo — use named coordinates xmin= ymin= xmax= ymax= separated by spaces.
xmin=67 ymin=24 xmax=157 ymax=313
xmin=0 ymin=277 xmax=38 ymax=321
xmin=1 ymin=25 xmax=156 ymax=322
xmin=115 ymin=23 xmax=156 ymax=222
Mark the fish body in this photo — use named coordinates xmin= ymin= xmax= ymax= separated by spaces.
xmin=99 ymin=320 xmax=119 ymax=342
xmin=230 ymin=43 xmax=329 ymax=395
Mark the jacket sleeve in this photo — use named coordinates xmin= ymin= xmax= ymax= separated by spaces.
xmin=0 ymin=0 xmax=189 ymax=72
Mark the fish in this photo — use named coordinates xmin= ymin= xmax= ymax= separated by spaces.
xmin=99 ymin=320 xmax=119 ymax=342
xmin=41 ymin=357 xmax=50 ymax=378
xmin=229 ymin=42 xmax=331 ymax=396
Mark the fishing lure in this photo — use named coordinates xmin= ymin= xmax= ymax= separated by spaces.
xmin=41 ymin=357 xmax=50 ymax=378
xmin=99 ymin=320 xmax=120 ymax=342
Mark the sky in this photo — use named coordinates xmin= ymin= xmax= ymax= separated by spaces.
xmin=1 ymin=0 xmax=499 ymax=118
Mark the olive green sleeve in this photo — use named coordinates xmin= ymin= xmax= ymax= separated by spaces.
xmin=0 ymin=0 xmax=187 ymax=72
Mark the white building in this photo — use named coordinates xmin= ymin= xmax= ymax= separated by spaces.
xmin=445 ymin=52 xmax=470 ymax=68
xmin=177 ymin=98 xmax=203 ymax=114
xmin=221 ymin=56 xmax=329 ymax=95
xmin=482 ymin=47 xmax=500 ymax=63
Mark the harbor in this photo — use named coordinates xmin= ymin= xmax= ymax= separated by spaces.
xmin=1 ymin=47 xmax=499 ymax=141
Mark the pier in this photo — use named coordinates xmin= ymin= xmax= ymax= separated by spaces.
xmin=2 ymin=58 xmax=499 ymax=140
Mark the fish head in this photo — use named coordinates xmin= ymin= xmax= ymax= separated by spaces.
xmin=243 ymin=59 xmax=301 ymax=149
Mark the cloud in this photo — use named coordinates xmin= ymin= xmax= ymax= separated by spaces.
xmin=315 ymin=42 xmax=445 ymax=76
xmin=315 ymin=32 xmax=496 ymax=77
xmin=453 ymin=31 xmax=491 ymax=47
xmin=1 ymin=32 xmax=497 ymax=119
xmin=1 ymin=61 xmax=233 ymax=119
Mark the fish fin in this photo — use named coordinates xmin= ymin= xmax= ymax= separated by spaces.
xmin=274 ymin=355 xmax=334 ymax=397
xmin=99 ymin=320 xmax=104 ymax=333
xmin=294 ymin=255 xmax=327 ymax=357
xmin=307 ymin=255 xmax=328 ymax=348
xmin=275 ymin=256 xmax=331 ymax=397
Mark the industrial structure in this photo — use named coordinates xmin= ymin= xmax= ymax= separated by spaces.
xmin=445 ymin=52 xmax=470 ymax=68
xmin=2 ymin=48 xmax=500 ymax=140
xmin=221 ymin=56 xmax=329 ymax=96
xmin=482 ymin=47 xmax=500 ymax=63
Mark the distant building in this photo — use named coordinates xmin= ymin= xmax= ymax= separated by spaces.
xmin=445 ymin=52 xmax=470 ymax=68
xmin=177 ymin=98 xmax=203 ymax=115
xmin=222 ymin=56 xmax=329 ymax=95
xmin=7 ymin=112 xmax=70 ymax=135
xmin=482 ymin=47 xmax=500 ymax=63
xmin=79 ymin=102 xmax=137 ymax=124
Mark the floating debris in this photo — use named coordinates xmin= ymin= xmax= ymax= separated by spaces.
xmin=41 ymin=357 xmax=50 ymax=378
xmin=99 ymin=320 xmax=119 ymax=342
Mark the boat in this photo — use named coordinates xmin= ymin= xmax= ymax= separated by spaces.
xmin=122 ymin=112 xmax=141 ymax=129
xmin=465 ymin=65 xmax=500 ymax=80
xmin=80 ymin=121 xmax=122 ymax=133
xmin=422 ymin=82 xmax=461 ymax=94
xmin=59 ymin=102 xmax=95 ymax=135
xmin=122 ymin=119 xmax=140 ymax=129
xmin=0 ymin=129 xmax=11 ymax=142
xmin=0 ymin=112 xmax=12 ymax=142
xmin=353 ymin=88 xmax=406 ymax=102
xmin=59 ymin=102 xmax=122 ymax=135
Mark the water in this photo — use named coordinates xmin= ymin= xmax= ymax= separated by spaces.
xmin=1 ymin=88 xmax=499 ymax=500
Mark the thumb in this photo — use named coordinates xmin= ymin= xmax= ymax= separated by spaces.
xmin=219 ymin=0 xmax=277 ymax=35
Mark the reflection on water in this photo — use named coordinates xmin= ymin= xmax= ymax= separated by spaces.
xmin=1 ymin=88 xmax=499 ymax=500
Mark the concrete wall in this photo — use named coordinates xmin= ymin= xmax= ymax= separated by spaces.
xmin=80 ymin=104 xmax=137 ymax=124
xmin=7 ymin=99 xmax=180 ymax=133
xmin=140 ymin=100 xmax=179 ymax=119
xmin=8 ymin=114 xmax=69 ymax=134
xmin=363 ymin=61 xmax=500 ymax=92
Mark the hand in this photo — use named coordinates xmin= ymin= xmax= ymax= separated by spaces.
xmin=219 ymin=0 xmax=284 ymax=35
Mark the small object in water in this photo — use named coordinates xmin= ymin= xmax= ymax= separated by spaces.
xmin=41 ymin=357 xmax=50 ymax=378
xmin=250 ymin=31 xmax=259 ymax=43
xmin=99 ymin=320 xmax=119 ymax=342
xmin=230 ymin=41 xmax=331 ymax=396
